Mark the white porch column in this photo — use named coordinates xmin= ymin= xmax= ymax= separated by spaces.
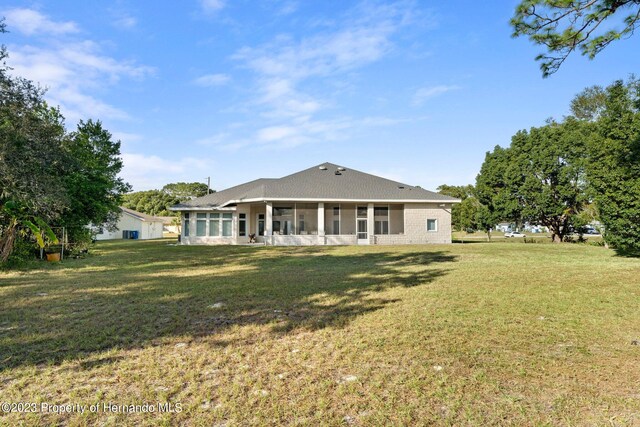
xmin=266 ymin=202 xmax=273 ymax=236
xmin=318 ymin=202 xmax=325 ymax=236
xmin=367 ymin=203 xmax=374 ymax=239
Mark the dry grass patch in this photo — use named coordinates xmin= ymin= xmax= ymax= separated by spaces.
xmin=1 ymin=239 xmax=639 ymax=425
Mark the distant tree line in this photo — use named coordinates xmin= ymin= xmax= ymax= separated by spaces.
xmin=440 ymin=77 xmax=640 ymax=254
xmin=122 ymin=182 xmax=212 ymax=217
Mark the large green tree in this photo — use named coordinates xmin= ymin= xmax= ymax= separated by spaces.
xmin=476 ymin=120 xmax=589 ymax=243
xmin=122 ymin=181 xmax=213 ymax=216
xmin=586 ymin=79 xmax=640 ymax=253
xmin=475 ymin=145 xmax=523 ymax=230
xmin=59 ymin=120 xmax=131 ymax=241
xmin=511 ymin=0 xmax=640 ymax=76
xmin=512 ymin=120 xmax=589 ymax=242
xmin=1 ymin=22 xmax=130 ymax=261
xmin=121 ymin=190 xmax=180 ymax=217
xmin=0 ymin=21 xmax=70 ymax=260
xmin=162 ymin=182 xmax=210 ymax=200
xmin=436 ymin=184 xmax=477 ymax=231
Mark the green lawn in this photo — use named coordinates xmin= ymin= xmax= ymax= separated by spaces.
xmin=1 ymin=240 xmax=639 ymax=425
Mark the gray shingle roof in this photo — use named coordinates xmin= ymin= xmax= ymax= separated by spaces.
xmin=171 ymin=163 xmax=459 ymax=209
xmin=120 ymin=207 xmax=166 ymax=222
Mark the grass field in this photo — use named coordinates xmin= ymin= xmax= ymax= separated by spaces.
xmin=1 ymin=239 xmax=639 ymax=425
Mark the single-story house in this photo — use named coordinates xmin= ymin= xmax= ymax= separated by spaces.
xmin=170 ymin=163 xmax=460 ymax=246
xmin=495 ymin=222 xmax=512 ymax=233
xmin=94 ymin=207 xmax=165 ymax=240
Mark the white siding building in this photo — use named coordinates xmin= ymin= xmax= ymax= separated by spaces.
xmin=94 ymin=207 xmax=165 ymax=240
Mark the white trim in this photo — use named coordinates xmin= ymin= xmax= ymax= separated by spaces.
xmin=169 ymin=206 xmax=237 ymax=211
xmin=356 ymin=218 xmax=369 ymax=245
xmin=256 ymin=213 xmax=265 ymax=237
xmin=427 ymin=218 xmax=438 ymax=232
xmin=223 ymin=197 xmax=458 ymax=205
xmin=403 ymin=204 xmax=406 ymax=234
xmin=170 ymin=199 xmax=458 ymax=211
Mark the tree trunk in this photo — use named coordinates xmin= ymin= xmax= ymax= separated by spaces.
xmin=0 ymin=223 xmax=18 ymax=262
xmin=486 ymin=230 xmax=492 ymax=242
xmin=549 ymin=221 xmax=564 ymax=244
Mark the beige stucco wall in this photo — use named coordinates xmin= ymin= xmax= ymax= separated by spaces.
xmin=374 ymin=203 xmax=452 ymax=244
xmin=341 ymin=204 xmax=356 ymax=235
xmin=180 ymin=202 xmax=453 ymax=246
xmin=389 ymin=204 xmax=404 ymax=234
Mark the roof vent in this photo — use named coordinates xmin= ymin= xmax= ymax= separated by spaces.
xmin=337 ymin=167 xmax=346 ymax=171
xmin=398 ymin=185 xmax=405 ymax=189
xmin=319 ymin=165 xmax=327 ymax=170
xmin=335 ymin=170 xmax=342 ymax=175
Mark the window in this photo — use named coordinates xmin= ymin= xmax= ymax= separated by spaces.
xmin=209 ymin=213 xmax=220 ymax=236
xmin=357 ymin=206 xmax=367 ymax=218
xmin=258 ymin=214 xmax=265 ymax=236
xmin=238 ymin=213 xmax=246 ymax=237
xmin=374 ymin=207 xmax=388 ymax=216
xmin=222 ymin=213 xmax=232 ymax=237
xmin=374 ymin=221 xmax=389 ymax=235
xmin=332 ymin=205 xmax=340 ymax=234
xmin=183 ymin=213 xmax=190 ymax=237
xmin=298 ymin=214 xmax=305 ymax=233
xmin=273 ymin=207 xmax=292 ymax=216
xmin=196 ymin=213 xmax=207 ymax=236
xmin=272 ymin=206 xmax=293 ymax=235
xmin=374 ymin=206 xmax=389 ymax=235
xmin=427 ymin=219 xmax=437 ymax=232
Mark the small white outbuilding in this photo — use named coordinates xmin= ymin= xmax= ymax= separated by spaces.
xmin=94 ymin=207 xmax=165 ymax=240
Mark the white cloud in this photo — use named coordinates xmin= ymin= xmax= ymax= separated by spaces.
xmin=227 ymin=1 xmax=417 ymax=148
xmin=276 ymin=1 xmax=298 ymax=16
xmin=3 ymin=8 xmax=79 ymax=36
xmin=412 ymin=85 xmax=461 ymax=106
xmin=257 ymin=125 xmax=299 ymax=142
xmin=112 ymin=132 xmax=144 ymax=146
xmin=200 ymin=0 xmax=225 ymax=13
xmin=6 ymin=13 xmax=154 ymax=124
xmin=252 ymin=116 xmax=354 ymax=149
xmin=114 ymin=15 xmax=137 ymax=30
xmin=195 ymin=132 xmax=230 ymax=146
xmin=193 ymin=73 xmax=231 ymax=87
xmin=235 ymin=23 xmax=394 ymax=81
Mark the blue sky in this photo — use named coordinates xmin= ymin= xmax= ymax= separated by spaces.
xmin=2 ymin=1 xmax=639 ymax=191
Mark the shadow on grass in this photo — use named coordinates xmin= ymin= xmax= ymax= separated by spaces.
xmin=0 ymin=240 xmax=457 ymax=371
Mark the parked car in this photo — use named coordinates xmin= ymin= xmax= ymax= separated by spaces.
xmin=505 ymin=231 xmax=526 ymax=238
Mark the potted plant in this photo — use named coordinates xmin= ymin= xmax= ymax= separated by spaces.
xmin=45 ymin=244 xmax=62 ymax=262
xmin=22 ymin=218 xmax=60 ymax=262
